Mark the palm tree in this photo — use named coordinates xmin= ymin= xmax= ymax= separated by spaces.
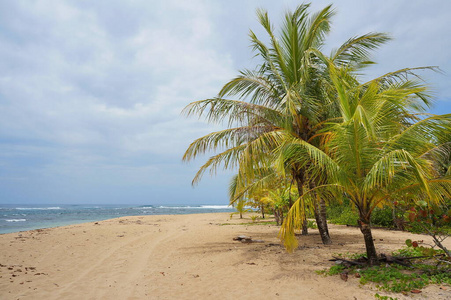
xmin=228 ymin=173 xmax=266 ymax=219
xmin=280 ymin=60 xmax=451 ymax=264
xmin=183 ymin=3 xmax=390 ymax=244
xmin=229 ymin=198 xmax=253 ymax=219
xmin=229 ymin=166 xmax=300 ymax=225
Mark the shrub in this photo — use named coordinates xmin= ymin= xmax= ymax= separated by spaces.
xmin=307 ymin=220 xmax=318 ymax=229
xmin=327 ymin=199 xmax=359 ymax=226
xmin=371 ymin=207 xmax=394 ymax=228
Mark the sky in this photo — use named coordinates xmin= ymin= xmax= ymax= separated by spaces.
xmin=0 ymin=0 xmax=450 ymax=205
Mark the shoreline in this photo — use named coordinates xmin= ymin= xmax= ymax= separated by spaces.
xmin=1 ymin=213 xmax=449 ymax=299
xmin=0 ymin=211 xmax=233 ymax=235
xmin=0 ymin=205 xmax=235 ymax=235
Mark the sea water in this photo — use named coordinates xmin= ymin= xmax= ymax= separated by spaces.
xmin=0 ymin=204 xmax=234 ymax=234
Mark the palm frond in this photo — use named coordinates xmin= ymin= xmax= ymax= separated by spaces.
xmin=303 ymin=5 xmax=334 ymax=50
xmin=218 ymin=69 xmax=282 ymax=107
xmin=182 ymin=98 xmax=284 ymax=127
xmin=279 ymin=183 xmax=343 ymax=251
xmin=190 ymin=144 xmax=247 ymax=186
xmin=331 ymin=33 xmax=391 ymax=68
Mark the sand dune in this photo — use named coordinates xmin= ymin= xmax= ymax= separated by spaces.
xmin=1 ymin=213 xmax=450 ymax=299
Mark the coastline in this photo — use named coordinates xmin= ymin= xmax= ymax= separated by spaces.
xmin=0 ymin=204 xmax=235 ymax=234
xmin=1 ymin=212 xmax=449 ymax=299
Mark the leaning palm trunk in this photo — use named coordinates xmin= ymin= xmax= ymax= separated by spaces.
xmin=301 ymin=218 xmax=308 ymax=235
xmin=294 ymin=174 xmax=309 ymax=235
xmin=274 ymin=208 xmax=284 ymax=226
xmin=314 ymin=195 xmax=332 ymax=245
xmin=309 ymin=180 xmax=332 ymax=245
xmin=309 ymin=180 xmax=332 ymax=244
xmin=319 ymin=198 xmax=330 ymax=236
xmin=294 ymin=170 xmax=333 ymax=242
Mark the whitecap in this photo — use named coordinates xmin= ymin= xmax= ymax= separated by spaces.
xmin=132 ymin=206 xmax=155 ymax=210
xmin=156 ymin=205 xmax=232 ymax=209
xmin=158 ymin=206 xmax=194 ymax=209
xmin=15 ymin=207 xmax=62 ymax=210
xmin=5 ymin=219 xmax=26 ymax=222
xmin=199 ymin=205 xmax=231 ymax=209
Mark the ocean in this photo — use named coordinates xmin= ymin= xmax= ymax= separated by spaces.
xmin=0 ymin=204 xmax=235 ymax=234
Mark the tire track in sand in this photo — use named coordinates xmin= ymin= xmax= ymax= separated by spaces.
xmin=54 ymin=226 xmax=184 ymax=300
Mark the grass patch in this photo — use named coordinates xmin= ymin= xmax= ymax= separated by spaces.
xmin=319 ymin=247 xmax=451 ymax=295
xmin=220 ymin=221 xmax=278 ymax=226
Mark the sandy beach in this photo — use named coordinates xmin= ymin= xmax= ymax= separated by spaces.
xmin=1 ymin=213 xmax=450 ymax=300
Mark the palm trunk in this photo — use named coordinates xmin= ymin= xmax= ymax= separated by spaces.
xmin=274 ymin=209 xmax=284 ymax=226
xmin=310 ymin=182 xmax=332 ymax=245
xmin=314 ymin=208 xmax=331 ymax=245
xmin=261 ymin=205 xmax=265 ymax=219
xmin=301 ymin=218 xmax=308 ymax=235
xmin=279 ymin=208 xmax=284 ymax=226
xmin=295 ymin=174 xmax=308 ymax=235
xmin=319 ymin=198 xmax=330 ymax=236
xmin=358 ymin=213 xmax=378 ymax=265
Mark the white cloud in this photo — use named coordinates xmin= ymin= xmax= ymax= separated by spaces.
xmin=0 ymin=0 xmax=449 ymax=204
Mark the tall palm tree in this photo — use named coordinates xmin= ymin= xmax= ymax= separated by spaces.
xmin=279 ymin=60 xmax=451 ymax=264
xmin=183 ymin=3 xmax=390 ymax=244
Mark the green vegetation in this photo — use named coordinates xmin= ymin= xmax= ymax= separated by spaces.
xmin=221 ymin=219 xmax=316 ymax=228
xmin=229 ymin=199 xmax=254 ymax=219
xmin=250 ymin=215 xmax=259 ymax=223
xmin=327 ymin=199 xmax=359 ymax=226
xmin=357 ymin=266 xmax=449 ymax=293
xmin=307 ymin=220 xmax=317 ymax=229
xmin=321 ymin=245 xmax=451 ymax=294
xmin=374 ymin=293 xmax=398 ymax=300
xmin=327 ymin=204 xmax=404 ymax=228
xmin=220 ymin=221 xmax=278 ymax=226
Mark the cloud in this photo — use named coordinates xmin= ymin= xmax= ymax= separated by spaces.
xmin=0 ymin=1 xmax=233 ymax=146
xmin=0 ymin=0 xmax=450 ymax=204
xmin=0 ymin=0 xmax=236 ymax=204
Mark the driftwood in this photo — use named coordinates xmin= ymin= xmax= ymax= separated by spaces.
xmin=330 ymin=253 xmax=446 ymax=267
xmin=266 ymin=243 xmax=282 ymax=247
xmin=233 ymin=235 xmax=264 ymax=243
xmin=379 ymin=254 xmax=412 ymax=267
xmin=330 ymin=257 xmax=366 ymax=266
